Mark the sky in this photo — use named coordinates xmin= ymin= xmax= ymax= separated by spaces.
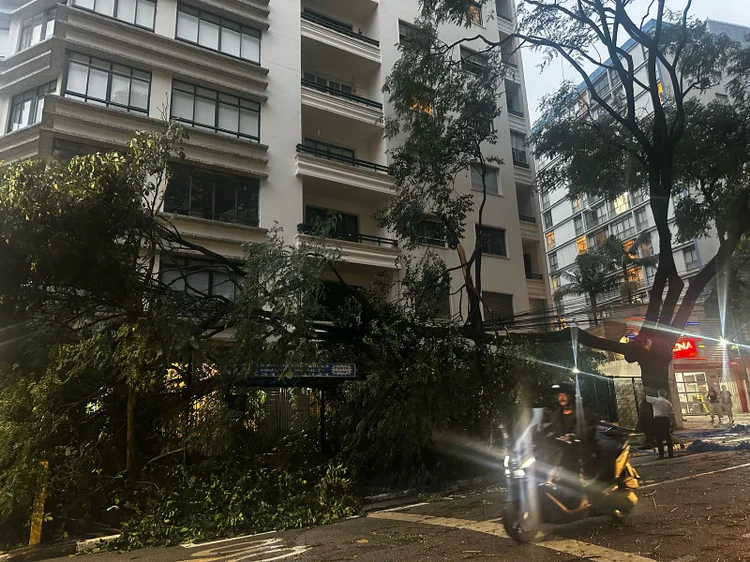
xmin=521 ymin=0 xmax=750 ymax=125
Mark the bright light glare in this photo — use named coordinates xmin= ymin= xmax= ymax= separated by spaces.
xmin=520 ymin=457 xmax=536 ymax=469
xmin=720 ymin=337 xmax=728 ymax=347
xmin=572 ymin=367 xmax=580 ymax=374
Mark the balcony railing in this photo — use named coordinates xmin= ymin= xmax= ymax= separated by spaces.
xmin=298 ymin=223 xmax=398 ymax=248
xmin=301 ymin=78 xmax=382 ymax=109
xmin=519 ymin=214 xmax=536 ymax=223
xmin=525 ymin=272 xmax=544 ymax=280
xmin=163 ymin=206 xmax=259 ymax=227
xmin=512 ymin=148 xmax=529 ymax=168
xmin=301 ymin=11 xmax=379 ymax=46
xmin=296 ymin=144 xmax=389 ymax=174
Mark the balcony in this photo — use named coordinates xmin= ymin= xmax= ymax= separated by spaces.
xmin=507 ymin=107 xmax=526 ymax=131
xmin=526 ymin=275 xmax=548 ymax=299
xmin=295 ymin=143 xmax=393 ymax=196
xmin=301 ymin=78 xmax=383 ymax=126
xmin=519 ymin=215 xmax=541 ymax=241
xmin=296 ymin=224 xmax=400 ymax=269
xmin=301 ymin=10 xmax=380 ymax=64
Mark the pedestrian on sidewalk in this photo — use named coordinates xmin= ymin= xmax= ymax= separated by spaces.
xmin=707 ymin=386 xmax=724 ymax=425
xmin=720 ymin=385 xmax=735 ymax=424
xmin=645 ymin=389 xmax=674 ymax=459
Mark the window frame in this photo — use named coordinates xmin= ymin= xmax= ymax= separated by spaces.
xmin=72 ymin=0 xmax=156 ymax=31
xmin=7 ymin=81 xmax=56 ymax=133
xmin=175 ymin=4 xmax=261 ymax=65
xmin=18 ymin=9 xmax=55 ymax=52
xmin=171 ymin=80 xmax=261 ymax=142
xmin=163 ymin=165 xmax=260 ymax=227
xmin=303 ymin=138 xmax=355 ymax=163
xmin=545 ymin=231 xmax=555 ymax=250
xmin=470 ymin=164 xmax=500 ymax=195
xmin=467 ymin=1 xmax=483 ymax=25
xmin=542 ymin=210 xmax=552 ymax=229
xmin=160 ymin=256 xmax=239 ymax=300
xmin=548 ymin=252 xmax=558 ymax=272
xmin=574 ymin=215 xmax=584 ymax=236
xmin=419 ymin=219 xmax=447 ymax=247
xmin=482 ymin=291 xmax=514 ymax=321
xmin=477 ymin=225 xmax=507 ymax=257
xmin=398 ymin=20 xmax=419 ymax=45
xmin=64 ymin=52 xmax=151 ymax=114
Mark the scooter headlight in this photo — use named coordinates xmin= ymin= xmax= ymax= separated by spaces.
xmin=503 ymin=456 xmax=510 ymax=468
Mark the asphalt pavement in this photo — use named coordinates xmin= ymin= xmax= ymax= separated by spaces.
xmin=45 ymin=449 xmax=750 ymax=562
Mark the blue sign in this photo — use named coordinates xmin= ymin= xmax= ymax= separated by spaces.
xmin=255 ymin=363 xmax=357 ymax=379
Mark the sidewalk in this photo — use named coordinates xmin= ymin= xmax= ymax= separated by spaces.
xmin=677 ymin=411 xmax=750 ymax=433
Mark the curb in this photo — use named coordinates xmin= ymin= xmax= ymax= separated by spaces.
xmin=0 ymin=535 xmax=121 ymax=562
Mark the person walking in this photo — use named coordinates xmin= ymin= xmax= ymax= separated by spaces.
xmin=645 ymin=389 xmax=674 ymax=459
xmin=707 ymin=386 xmax=724 ymax=425
xmin=720 ymin=385 xmax=735 ymax=424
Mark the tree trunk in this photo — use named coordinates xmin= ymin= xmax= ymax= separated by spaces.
xmin=640 ymin=359 xmax=670 ymax=394
xmin=590 ymin=293 xmax=599 ymax=326
xmin=126 ymin=384 xmax=137 ymax=483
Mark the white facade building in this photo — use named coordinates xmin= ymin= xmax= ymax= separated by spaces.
xmin=535 ymin=19 xmax=750 ymax=323
xmin=0 ymin=0 xmax=548 ymax=320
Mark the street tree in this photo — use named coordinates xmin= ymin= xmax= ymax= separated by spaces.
xmin=408 ymin=0 xmax=750 ymax=391
xmin=598 ymin=233 xmax=659 ymax=303
xmin=555 ymin=252 xmax=620 ymax=326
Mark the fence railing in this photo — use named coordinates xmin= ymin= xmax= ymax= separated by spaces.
xmin=296 ymin=144 xmax=389 ymax=174
xmin=163 ymin=206 xmax=259 ymax=227
xmin=298 ymin=223 xmax=398 ymax=248
xmin=301 ymin=11 xmax=379 ymax=46
xmin=518 ymin=214 xmax=536 ymax=223
xmin=301 ymin=79 xmax=382 ymax=109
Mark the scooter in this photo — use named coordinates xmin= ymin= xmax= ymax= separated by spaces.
xmin=502 ymin=420 xmax=640 ymax=543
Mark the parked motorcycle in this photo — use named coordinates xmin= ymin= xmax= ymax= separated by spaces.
xmin=502 ymin=419 xmax=640 ymax=543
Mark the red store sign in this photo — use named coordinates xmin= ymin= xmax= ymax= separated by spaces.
xmin=672 ymin=338 xmax=698 ymax=360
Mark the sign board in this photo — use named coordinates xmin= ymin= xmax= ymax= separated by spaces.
xmin=255 ymin=363 xmax=357 ymax=379
xmin=672 ymin=338 xmax=698 ymax=360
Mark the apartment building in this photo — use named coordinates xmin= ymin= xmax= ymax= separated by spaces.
xmin=0 ymin=0 xmax=548 ymax=321
xmin=536 ymin=19 xmax=750 ymax=323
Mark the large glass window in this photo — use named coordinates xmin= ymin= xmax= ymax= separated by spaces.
xmin=478 ymin=225 xmax=507 ymax=257
xmin=574 ymin=215 xmax=584 ymax=236
xmin=419 ymin=219 xmax=446 ymax=247
xmin=171 ymin=81 xmax=260 ymax=141
xmin=18 ymin=10 xmax=55 ymax=52
xmin=7 ymin=81 xmax=56 ymax=132
xmin=511 ymin=132 xmax=528 ymax=167
xmin=164 ymin=166 xmax=260 ymax=226
xmin=611 ymin=215 xmax=635 ymax=239
xmin=470 ymin=165 xmax=500 ymax=195
xmin=65 ymin=53 xmax=150 ymax=113
xmin=460 ymin=47 xmax=487 ymax=77
xmin=542 ymin=211 xmax=552 ymax=229
xmin=160 ymin=256 xmax=238 ymax=300
xmin=304 ymin=206 xmax=359 ymax=240
xmin=72 ymin=0 xmax=156 ymax=30
xmin=303 ymin=138 xmax=355 ymax=163
xmin=176 ymin=5 xmax=261 ymax=64
xmin=483 ymin=291 xmax=513 ymax=321
xmin=674 ymin=372 xmax=709 ymax=415
xmin=548 ymin=253 xmax=558 ymax=272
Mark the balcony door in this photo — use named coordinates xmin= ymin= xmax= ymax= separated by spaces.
xmin=305 ymin=206 xmax=359 ymax=241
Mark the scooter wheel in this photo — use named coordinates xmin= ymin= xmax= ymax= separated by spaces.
xmin=503 ymin=502 xmax=539 ymax=543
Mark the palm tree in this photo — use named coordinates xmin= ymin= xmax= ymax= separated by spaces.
xmin=555 ymin=252 xmax=620 ymax=326
xmin=598 ymin=233 xmax=660 ymax=304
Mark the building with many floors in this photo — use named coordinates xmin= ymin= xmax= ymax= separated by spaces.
xmin=0 ymin=0 xmax=548 ymax=323
xmin=535 ymin=19 xmax=750 ymax=325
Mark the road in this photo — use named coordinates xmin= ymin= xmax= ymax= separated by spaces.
xmin=60 ymin=450 xmax=750 ymax=562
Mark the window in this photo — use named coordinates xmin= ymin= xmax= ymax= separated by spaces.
xmin=684 ymin=247 xmax=699 ymax=271
xmin=576 ymin=236 xmax=587 ymax=254
xmin=304 ymin=206 xmax=358 ymax=239
xmin=635 ymin=208 xmax=649 ymax=231
xmin=18 ymin=10 xmax=55 ymax=52
xmin=461 ymin=47 xmax=487 ymax=77
xmin=410 ymin=97 xmax=434 ymax=116
xmin=65 ymin=53 xmax=150 ymax=113
xmin=505 ymin=82 xmax=523 ymax=115
xmin=674 ymin=372 xmax=709 ymax=416
xmin=478 ymin=225 xmax=507 ymax=257
xmin=160 ymin=256 xmax=238 ymax=300
xmin=545 ymin=231 xmax=555 ymax=250
xmin=587 ymin=204 xmax=605 ymax=227
xmin=611 ymin=215 xmax=635 ymax=239
xmin=571 ymin=197 xmax=582 ymax=213
xmin=398 ymin=20 xmax=419 ymax=44
xmin=593 ymin=74 xmax=610 ymax=97
xmin=483 ymin=291 xmax=514 ymax=320
xmin=303 ymin=138 xmax=355 ymax=164
xmin=470 ymin=165 xmax=500 ymax=195
xmin=574 ymin=215 xmax=584 ymax=236
xmin=548 ymin=252 xmax=558 ymax=272
xmin=632 ymin=187 xmax=647 ymax=205
xmin=588 ymin=228 xmax=607 ymax=249
xmin=176 ymin=5 xmax=261 ymax=64
xmin=496 ymin=0 xmax=512 ymax=20
xmin=609 ymin=67 xmax=622 ymax=89
xmin=541 ymin=192 xmax=550 ymax=209
xmin=302 ymin=72 xmax=353 ymax=96
xmin=72 ymin=0 xmax=156 ymax=30
xmin=171 ymin=81 xmax=260 ymax=141
xmin=52 ymin=139 xmax=100 ymax=160
xmin=164 ymin=165 xmax=259 ymax=226
xmin=551 ymin=275 xmax=560 ymax=290
xmin=467 ymin=1 xmax=482 ymax=25
xmin=7 ymin=81 xmax=56 ymax=132
xmin=715 ymin=93 xmax=728 ymax=103
xmin=613 ymin=193 xmax=630 ymax=215
xmin=511 ymin=133 xmax=528 ymax=167
xmin=542 ymin=211 xmax=552 ymax=229
xmin=419 ymin=219 xmax=447 ymax=247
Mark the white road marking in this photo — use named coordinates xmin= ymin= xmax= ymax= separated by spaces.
xmin=185 ymin=537 xmax=309 ymax=562
xmin=370 ymin=511 xmax=656 ymax=561
xmin=378 ymin=502 xmax=430 ymax=512
xmin=181 ymin=531 xmax=277 ymax=548
xmin=640 ymin=462 xmax=750 ymax=489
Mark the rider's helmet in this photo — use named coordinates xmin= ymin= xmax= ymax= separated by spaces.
xmin=551 ymin=380 xmax=576 ymax=404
